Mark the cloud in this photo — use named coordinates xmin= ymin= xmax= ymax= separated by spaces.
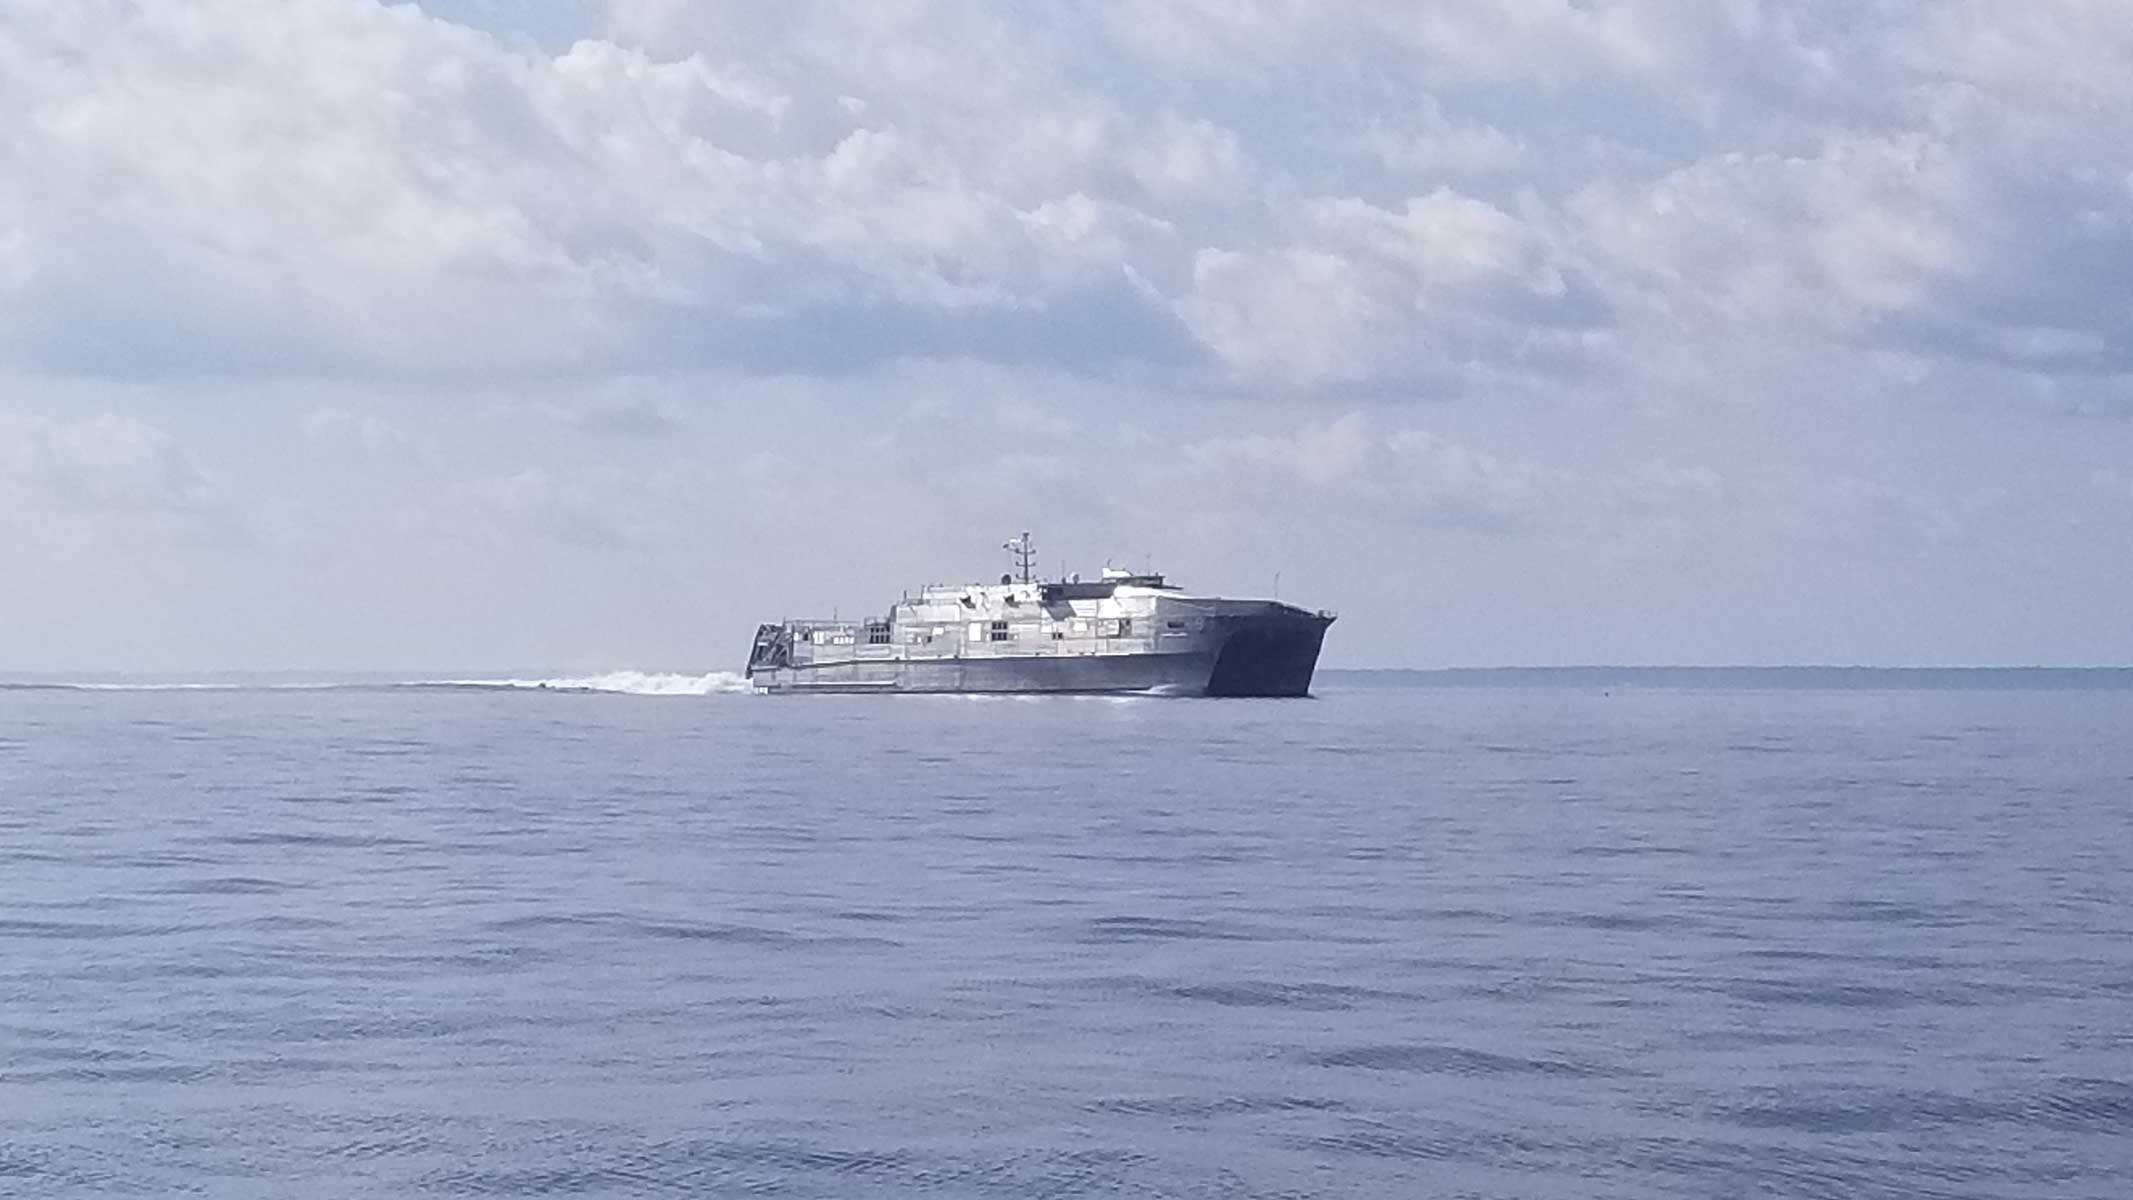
xmin=1181 ymin=189 xmax=1608 ymax=389
xmin=1182 ymin=412 xmax=1686 ymax=535
xmin=2093 ymin=468 xmax=2133 ymax=502
xmin=302 ymin=406 xmax=419 ymax=456
xmin=1180 ymin=249 xmax=1376 ymax=387
xmin=522 ymin=382 xmax=688 ymax=436
xmin=0 ymin=0 xmax=2126 ymax=414
xmin=0 ymin=408 xmax=261 ymax=558
xmin=1172 ymin=409 xmax=2032 ymax=584
xmin=1126 ymin=113 xmax=1249 ymax=205
xmin=450 ymin=466 xmax=644 ymax=548
xmin=995 ymin=400 xmax=1075 ymax=439
xmin=2 ymin=412 xmax=214 ymax=516
xmin=0 ymin=0 xmax=1194 ymax=379
xmin=1362 ymin=103 xmax=1527 ymax=178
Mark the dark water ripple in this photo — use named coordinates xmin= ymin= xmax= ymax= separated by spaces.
xmin=1307 ymin=1042 xmax=1612 ymax=1077
xmin=3 ymin=684 xmax=2133 ymax=1196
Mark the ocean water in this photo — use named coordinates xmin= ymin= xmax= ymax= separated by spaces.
xmin=3 ymin=677 xmax=2131 ymax=1197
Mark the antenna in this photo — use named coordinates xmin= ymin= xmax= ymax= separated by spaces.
xmin=1002 ymin=531 xmax=1037 ymax=585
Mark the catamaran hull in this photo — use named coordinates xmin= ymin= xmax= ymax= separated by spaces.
xmin=750 ymin=612 xmax=1331 ymax=697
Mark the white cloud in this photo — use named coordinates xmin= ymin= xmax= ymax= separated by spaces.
xmin=1181 ymin=188 xmax=1606 ymax=389
xmin=1363 ymin=103 xmax=1527 ymax=178
xmin=1306 ymin=190 xmax=1553 ymax=291
xmin=2093 ymin=468 xmax=2133 ymax=502
xmin=302 ymin=406 xmax=418 ymax=456
xmin=0 ymin=0 xmax=1188 ymax=376
xmin=1094 ymin=1 xmax=1715 ymax=96
xmin=3 ymin=412 xmax=213 ymax=515
xmin=1183 ymin=412 xmax=1718 ymax=537
xmin=995 ymin=400 xmax=1075 ymax=439
xmin=1567 ymin=135 xmax=1973 ymax=337
xmin=451 ymin=466 xmax=642 ymax=548
xmin=1127 ymin=113 xmax=1249 ymax=205
xmin=528 ymin=383 xmax=688 ymax=436
xmin=0 ymin=0 xmax=2125 ymax=409
xmin=1180 ymin=248 xmax=1376 ymax=386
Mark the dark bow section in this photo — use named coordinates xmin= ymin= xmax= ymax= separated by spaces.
xmin=1206 ymin=607 xmax=1336 ymax=697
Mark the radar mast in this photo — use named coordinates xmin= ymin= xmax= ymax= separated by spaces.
xmin=1002 ymin=532 xmax=1037 ymax=584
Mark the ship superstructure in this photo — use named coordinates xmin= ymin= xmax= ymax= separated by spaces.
xmin=745 ymin=535 xmax=1334 ymax=696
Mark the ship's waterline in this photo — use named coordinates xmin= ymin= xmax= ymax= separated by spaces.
xmin=746 ymin=539 xmax=1334 ymax=696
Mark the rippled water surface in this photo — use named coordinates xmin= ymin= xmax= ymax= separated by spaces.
xmin=4 ymin=681 xmax=2131 ymax=1197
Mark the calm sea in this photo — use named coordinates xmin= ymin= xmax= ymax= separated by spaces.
xmin=3 ymin=675 xmax=2130 ymax=1197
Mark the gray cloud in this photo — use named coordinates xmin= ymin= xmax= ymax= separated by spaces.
xmin=3 ymin=411 xmax=213 ymax=516
xmin=1178 ymin=412 xmax=1729 ymax=542
xmin=4 ymin=0 xmax=2128 ymax=409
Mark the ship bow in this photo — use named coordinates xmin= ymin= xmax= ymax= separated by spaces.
xmin=1205 ymin=607 xmax=1334 ymax=697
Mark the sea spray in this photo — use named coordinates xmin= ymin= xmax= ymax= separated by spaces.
xmin=6 ymin=672 xmax=759 ymax=695
xmin=433 ymin=671 xmax=757 ymax=696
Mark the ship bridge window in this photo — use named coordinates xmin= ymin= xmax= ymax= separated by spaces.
xmin=989 ymin=620 xmax=1010 ymax=643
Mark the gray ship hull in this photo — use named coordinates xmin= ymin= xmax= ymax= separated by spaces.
xmin=750 ymin=609 xmax=1331 ymax=697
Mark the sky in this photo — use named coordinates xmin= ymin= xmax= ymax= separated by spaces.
xmin=2 ymin=0 xmax=2130 ymax=672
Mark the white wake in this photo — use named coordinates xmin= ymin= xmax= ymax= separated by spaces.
xmin=8 ymin=672 xmax=760 ymax=695
xmin=434 ymin=670 xmax=758 ymax=696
